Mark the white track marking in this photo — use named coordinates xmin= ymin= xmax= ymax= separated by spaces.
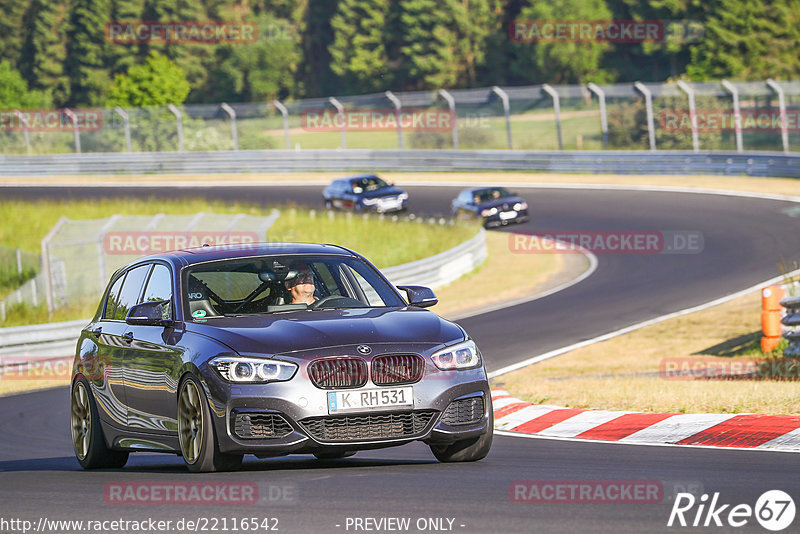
xmin=619 ymin=414 xmax=737 ymax=444
xmin=537 ymin=410 xmax=633 ymax=438
xmin=757 ymin=427 xmax=800 ymax=451
xmin=495 ymin=405 xmax=560 ymax=431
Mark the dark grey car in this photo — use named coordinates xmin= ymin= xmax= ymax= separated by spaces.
xmin=70 ymin=243 xmax=493 ymax=472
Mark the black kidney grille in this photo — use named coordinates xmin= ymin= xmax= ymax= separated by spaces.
xmin=233 ymin=412 xmax=293 ymax=439
xmin=308 ymin=358 xmax=368 ymax=389
xmin=441 ymin=397 xmax=485 ymax=426
xmin=371 ymin=354 xmax=425 ymax=386
xmin=300 ymin=410 xmax=437 ymax=442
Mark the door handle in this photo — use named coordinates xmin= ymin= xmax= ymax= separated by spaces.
xmin=91 ymin=327 xmax=102 ymax=338
xmin=122 ymin=331 xmax=134 ymax=343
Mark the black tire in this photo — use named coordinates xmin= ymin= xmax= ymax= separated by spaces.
xmin=313 ymin=450 xmax=356 ymax=460
xmin=178 ymin=375 xmax=243 ymax=473
xmin=430 ymin=407 xmax=493 ymax=463
xmin=71 ymin=379 xmax=129 ymax=469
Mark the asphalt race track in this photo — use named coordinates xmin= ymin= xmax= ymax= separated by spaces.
xmin=1 ymin=183 xmax=799 ymax=533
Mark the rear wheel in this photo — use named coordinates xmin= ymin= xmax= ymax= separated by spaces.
xmin=178 ymin=375 xmax=242 ymax=472
xmin=430 ymin=409 xmax=493 ymax=463
xmin=71 ymin=380 xmax=129 ymax=469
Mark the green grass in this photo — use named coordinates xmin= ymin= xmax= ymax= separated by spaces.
xmin=0 ymin=198 xmax=479 ymax=326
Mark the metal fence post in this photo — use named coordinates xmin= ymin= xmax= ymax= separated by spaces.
xmin=491 ymin=86 xmax=512 ymax=149
xmin=167 ymin=104 xmax=184 ymax=152
xmin=586 ymin=83 xmax=608 ymax=149
xmin=721 ymin=80 xmax=743 ymax=153
xmin=12 ymin=110 xmax=31 ymax=154
xmin=16 ymin=247 xmax=22 ymax=276
xmin=766 ymin=79 xmax=789 ymax=153
xmin=634 ymin=82 xmax=657 ymax=150
xmin=438 ymin=89 xmax=459 ymax=149
xmin=220 ymin=103 xmax=238 ymax=151
xmin=41 ymin=216 xmax=68 ymax=313
xmin=677 ymin=81 xmax=700 ymax=152
xmin=114 ymin=106 xmax=132 ymax=152
xmin=273 ymin=100 xmax=291 ymax=149
xmin=328 ymin=97 xmax=346 ymax=149
xmin=542 ymin=84 xmax=563 ymax=150
xmin=385 ymin=91 xmax=404 ymax=149
xmin=63 ymin=108 xmax=81 ymax=153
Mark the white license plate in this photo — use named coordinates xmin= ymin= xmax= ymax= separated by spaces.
xmin=327 ymin=387 xmax=413 ymax=413
xmin=499 ymin=211 xmax=518 ymax=220
xmin=379 ymin=200 xmax=401 ymax=209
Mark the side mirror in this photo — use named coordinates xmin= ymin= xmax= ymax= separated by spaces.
xmin=126 ymin=299 xmax=174 ymax=326
xmin=397 ymin=285 xmax=438 ymax=308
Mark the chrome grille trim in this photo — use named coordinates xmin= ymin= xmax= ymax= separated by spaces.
xmin=371 ymin=354 xmax=425 ymax=386
xmin=308 ymin=357 xmax=368 ymax=389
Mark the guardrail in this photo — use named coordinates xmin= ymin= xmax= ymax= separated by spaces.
xmin=3 ymin=149 xmax=800 ymax=178
xmin=781 ymin=296 xmax=800 ymax=358
xmin=0 ymin=229 xmax=487 ymax=361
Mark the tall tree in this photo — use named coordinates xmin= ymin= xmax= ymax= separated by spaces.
xmin=298 ymin=0 xmax=340 ymax=97
xmin=329 ymin=0 xmax=392 ymax=93
xmin=66 ymin=0 xmax=115 ymax=105
xmin=687 ymin=0 xmax=800 ymax=80
xmin=20 ymin=0 xmax=71 ymax=105
xmin=0 ymin=0 xmax=27 ymax=67
xmin=399 ymin=0 xmax=461 ymax=89
xmin=510 ymin=0 xmax=614 ymax=84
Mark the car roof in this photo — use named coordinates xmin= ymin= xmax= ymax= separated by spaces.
xmin=343 ymin=173 xmax=379 ymax=182
xmin=129 ymin=242 xmax=355 ymax=268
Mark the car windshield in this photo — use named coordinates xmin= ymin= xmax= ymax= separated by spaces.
xmin=183 ymin=254 xmax=406 ymax=317
xmin=351 ymin=176 xmax=388 ymax=194
xmin=474 ymin=187 xmax=511 ymax=203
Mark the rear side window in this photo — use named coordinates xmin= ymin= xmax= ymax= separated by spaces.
xmin=141 ymin=264 xmax=173 ymax=319
xmin=113 ymin=265 xmax=151 ymax=320
xmin=103 ymin=274 xmax=126 ymax=319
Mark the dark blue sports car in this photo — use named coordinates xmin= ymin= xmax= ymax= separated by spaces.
xmin=70 ymin=243 xmax=492 ymax=472
xmin=451 ymin=187 xmax=529 ymax=228
xmin=322 ymin=174 xmax=408 ymax=213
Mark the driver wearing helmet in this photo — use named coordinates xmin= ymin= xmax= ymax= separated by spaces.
xmin=284 ymin=264 xmax=317 ymax=305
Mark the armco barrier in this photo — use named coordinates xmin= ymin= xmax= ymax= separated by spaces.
xmin=0 ymin=229 xmax=487 ymax=361
xmin=2 ymin=149 xmax=800 ymax=177
xmin=782 ymin=295 xmax=800 ymax=358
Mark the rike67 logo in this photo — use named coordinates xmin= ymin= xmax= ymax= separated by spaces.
xmin=668 ymin=490 xmax=795 ymax=531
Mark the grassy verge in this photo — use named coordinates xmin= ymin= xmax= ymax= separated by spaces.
xmin=434 ymin=231 xmax=563 ymax=319
xmin=494 ymin=290 xmax=800 ymax=415
xmin=0 ymin=198 xmax=478 ymax=325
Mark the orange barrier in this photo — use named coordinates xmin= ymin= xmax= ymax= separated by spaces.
xmin=761 ymin=286 xmax=785 ymax=352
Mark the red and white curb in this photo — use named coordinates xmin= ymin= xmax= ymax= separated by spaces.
xmin=491 ymin=389 xmax=800 ymax=451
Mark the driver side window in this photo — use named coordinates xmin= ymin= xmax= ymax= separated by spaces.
xmin=141 ymin=264 xmax=173 ymax=320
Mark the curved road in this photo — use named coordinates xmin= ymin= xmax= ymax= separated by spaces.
xmin=1 ymin=184 xmax=799 ymax=533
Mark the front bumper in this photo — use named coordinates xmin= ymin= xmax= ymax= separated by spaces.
xmin=484 ymin=209 xmax=529 ymax=227
xmin=204 ymin=366 xmax=491 ymax=456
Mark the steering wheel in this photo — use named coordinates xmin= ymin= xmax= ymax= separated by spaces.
xmin=309 ymin=296 xmax=367 ymax=309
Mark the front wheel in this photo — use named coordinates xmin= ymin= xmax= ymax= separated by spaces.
xmin=178 ymin=375 xmax=243 ymax=472
xmin=71 ymin=380 xmax=129 ymax=469
xmin=430 ymin=409 xmax=493 ymax=463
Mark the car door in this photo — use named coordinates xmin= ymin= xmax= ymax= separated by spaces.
xmin=86 ymin=271 xmax=129 ymax=429
xmin=122 ymin=262 xmax=186 ymax=435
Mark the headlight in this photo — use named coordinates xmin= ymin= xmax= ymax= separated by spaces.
xmin=210 ymin=356 xmax=297 ymax=383
xmin=431 ymin=340 xmax=481 ymax=370
xmin=514 ymin=202 xmax=528 ymax=211
xmin=398 ymin=193 xmax=409 ymax=200
xmin=362 ymin=198 xmax=380 ymax=205
xmin=481 ymin=207 xmax=498 ymax=217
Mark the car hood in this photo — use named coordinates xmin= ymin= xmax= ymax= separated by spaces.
xmin=479 ymin=196 xmax=526 ymax=210
xmin=184 ymin=307 xmax=464 ymax=356
xmin=362 ymin=186 xmax=405 ymax=199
